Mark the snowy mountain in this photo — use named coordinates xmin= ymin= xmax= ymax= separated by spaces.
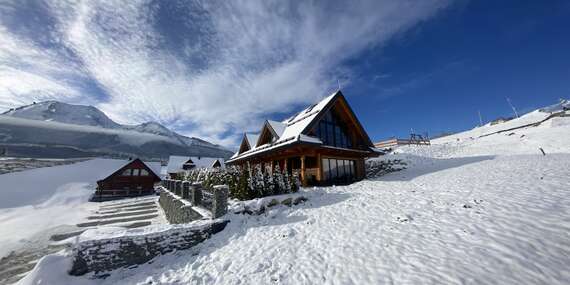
xmin=2 ymin=101 xmax=121 ymax=129
xmin=0 ymin=101 xmax=233 ymax=159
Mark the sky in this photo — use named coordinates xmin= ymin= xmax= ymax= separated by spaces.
xmin=1 ymin=0 xmax=569 ymax=148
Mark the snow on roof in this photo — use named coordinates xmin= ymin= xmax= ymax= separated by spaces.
xmin=166 ymin=155 xmax=225 ymax=173
xmin=245 ymin=133 xmax=260 ymax=148
xmin=267 ymin=120 xmax=286 ymax=138
xmin=228 ymin=91 xmax=339 ymax=162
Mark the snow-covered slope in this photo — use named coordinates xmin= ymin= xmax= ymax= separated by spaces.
xmin=0 ymin=101 xmax=233 ymax=159
xmin=395 ymin=108 xmax=570 ymax=158
xmin=13 ymin=103 xmax=570 ymax=285
xmin=2 ymin=101 xmax=120 ymax=128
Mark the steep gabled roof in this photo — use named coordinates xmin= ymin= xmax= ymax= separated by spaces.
xmin=228 ymin=90 xmax=376 ymax=163
xmin=98 ymin=158 xmax=161 ymax=182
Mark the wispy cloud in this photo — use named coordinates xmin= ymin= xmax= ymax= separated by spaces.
xmin=0 ymin=0 xmax=451 ymax=147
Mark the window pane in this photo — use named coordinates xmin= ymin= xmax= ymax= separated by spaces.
xmin=331 ymin=159 xmax=337 ymax=178
xmin=344 ymin=160 xmax=350 ymax=179
xmin=323 ymin=159 xmax=330 ymax=181
xmin=350 ymin=161 xmax=355 ymax=178
xmin=327 ymin=125 xmax=334 ymax=146
xmin=335 ymin=126 xmax=341 ymax=147
xmin=122 ymin=169 xmax=132 ymax=176
xmin=140 ymin=169 xmax=149 ymax=176
xmin=338 ymin=160 xmax=345 ymax=178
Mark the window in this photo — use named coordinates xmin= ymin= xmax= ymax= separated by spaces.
xmin=140 ymin=169 xmax=149 ymax=176
xmin=133 ymin=169 xmax=141 ymax=176
xmin=323 ymin=159 xmax=330 ymax=181
xmin=338 ymin=160 xmax=345 ymax=177
xmin=321 ymin=158 xmax=356 ymax=184
xmin=121 ymin=169 xmax=132 ymax=176
xmin=315 ymin=110 xmax=353 ymax=149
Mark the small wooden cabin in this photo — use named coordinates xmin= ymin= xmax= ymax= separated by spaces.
xmin=94 ymin=158 xmax=161 ymax=201
xmin=226 ymin=90 xmax=380 ymax=186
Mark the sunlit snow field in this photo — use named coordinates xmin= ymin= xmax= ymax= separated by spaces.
xmin=9 ymin=109 xmax=570 ymax=285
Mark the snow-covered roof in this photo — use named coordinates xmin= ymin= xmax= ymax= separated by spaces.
xmin=245 ymin=134 xmax=259 ymax=148
xmin=267 ymin=120 xmax=287 ymax=139
xmin=228 ymin=91 xmax=339 ymax=162
xmin=166 ymin=155 xmax=225 ymax=173
xmin=95 ymin=159 xmax=162 ymax=181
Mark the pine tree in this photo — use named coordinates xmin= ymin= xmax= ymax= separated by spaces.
xmin=263 ymin=165 xmax=274 ymax=196
xmin=273 ymin=165 xmax=285 ymax=195
xmin=291 ymin=171 xmax=301 ymax=192
xmin=251 ymin=164 xmax=265 ymax=196
xmin=283 ymin=170 xmax=292 ymax=193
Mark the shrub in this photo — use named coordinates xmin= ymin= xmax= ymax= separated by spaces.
xmin=179 ymin=163 xmax=301 ymax=200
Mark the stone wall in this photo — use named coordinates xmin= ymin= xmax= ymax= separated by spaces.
xmin=69 ymin=220 xmax=229 ymax=276
xmin=159 ymin=190 xmax=203 ymax=224
xmin=160 ymin=179 xmax=228 ymax=220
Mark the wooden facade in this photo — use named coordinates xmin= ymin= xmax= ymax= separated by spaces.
xmin=95 ymin=158 xmax=161 ymax=200
xmin=227 ymin=91 xmax=380 ymax=186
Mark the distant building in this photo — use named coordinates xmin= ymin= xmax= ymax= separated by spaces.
xmin=374 ymin=134 xmax=430 ymax=149
xmin=490 ymin=117 xmax=512 ymax=125
xmin=93 ymin=158 xmax=161 ymax=201
xmin=226 ymin=90 xmax=380 ymax=186
xmin=166 ymin=156 xmax=225 ymax=178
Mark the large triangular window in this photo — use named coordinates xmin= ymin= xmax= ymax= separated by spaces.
xmin=313 ymin=109 xmax=353 ymax=149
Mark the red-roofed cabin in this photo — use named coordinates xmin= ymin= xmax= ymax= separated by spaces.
xmin=94 ymin=158 xmax=161 ymax=201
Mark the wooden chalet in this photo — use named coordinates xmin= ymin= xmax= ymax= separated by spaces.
xmin=94 ymin=158 xmax=161 ymax=201
xmin=226 ymin=90 xmax=380 ymax=186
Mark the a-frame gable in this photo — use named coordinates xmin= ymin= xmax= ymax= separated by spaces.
xmin=238 ymin=134 xmax=251 ymax=154
xmin=102 ymin=158 xmax=161 ymax=182
xmin=256 ymin=121 xmax=279 ymax=147
xmin=304 ymin=91 xmax=374 ymax=148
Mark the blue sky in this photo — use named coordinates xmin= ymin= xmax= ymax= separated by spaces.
xmin=0 ymin=1 xmax=569 ymax=148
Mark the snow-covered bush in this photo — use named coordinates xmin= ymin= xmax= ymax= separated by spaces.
xmin=181 ymin=163 xmax=301 ymax=201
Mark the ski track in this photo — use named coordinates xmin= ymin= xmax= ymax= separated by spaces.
xmin=82 ymin=154 xmax=570 ymax=285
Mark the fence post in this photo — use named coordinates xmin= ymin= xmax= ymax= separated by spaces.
xmin=191 ymin=182 xmax=203 ymax=206
xmin=182 ymin=181 xmax=190 ymax=200
xmin=167 ymin=180 xmax=173 ymax=191
xmin=212 ymin=185 xmax=229 ymax=218
xmin=175 ymin=180 xmax=182 ymax=196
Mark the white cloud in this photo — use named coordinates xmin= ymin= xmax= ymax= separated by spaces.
xmin=0 ymin=0 xmax=451 ymax=146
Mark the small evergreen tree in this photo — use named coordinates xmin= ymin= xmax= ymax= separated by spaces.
xmin=263 ymin=165 xmax=275 ymax=196
xmin=250 ymin=164 xmax=265 ymax=196
xmin=283 ymin=170 xmax=292 ymax=193
xmin=273 ymin=164 xmax=285 ymax=195
xmin=291 ymin=171 xmax=301 ymax=192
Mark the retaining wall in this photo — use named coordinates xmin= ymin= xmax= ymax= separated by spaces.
xmin=69 ymin=220 xmax=229 ymax=276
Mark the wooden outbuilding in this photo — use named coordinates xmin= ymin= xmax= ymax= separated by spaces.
xmin=94 ymin=158 xmax=161 ymax=201
xmin=226 ymin=90 xmax=380 ymax=186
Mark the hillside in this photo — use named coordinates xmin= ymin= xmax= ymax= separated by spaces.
xmin=0 ymin=101 xmax=233 ymax=159
xmin=6 ymin=102 xmax=570 ymax=285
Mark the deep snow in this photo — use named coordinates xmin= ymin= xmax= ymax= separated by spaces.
xmin=12 ymin=108 xmax=570 ymax=284
xmin=0 ymin=158 xmax=160 ymax=259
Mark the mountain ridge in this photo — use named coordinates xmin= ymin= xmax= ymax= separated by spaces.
xmin=0 ymin=101 xmax=233 ymax=159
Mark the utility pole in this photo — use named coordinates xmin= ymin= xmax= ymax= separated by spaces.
xmin=478 ymin=110 xmax=483 ymax=126
xmin=506 ymin=97 xmax=519 ymax=118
